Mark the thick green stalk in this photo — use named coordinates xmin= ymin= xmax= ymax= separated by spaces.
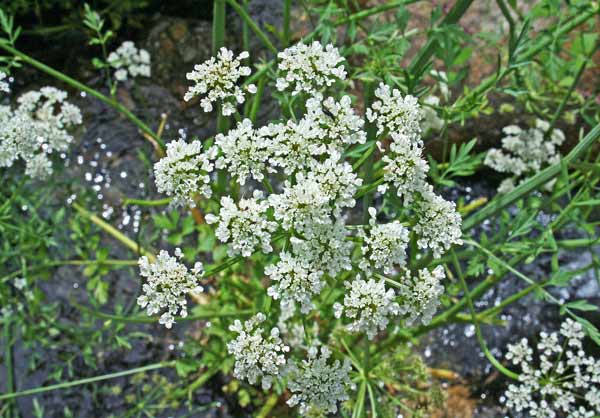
xmin=0 ymin=362 xmax=174 ymax=401
xmin=212 ymin=0 xmax=226 ymax=56
xmin=0 ymin=42 xmax=164 ymax=150
xmin=462 ymin=122 xmax=600 ymax=230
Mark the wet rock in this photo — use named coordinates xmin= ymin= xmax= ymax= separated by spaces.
xmin=145 ymin=17 xmax=214 ymax=96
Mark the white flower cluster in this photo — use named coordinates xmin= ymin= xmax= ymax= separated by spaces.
xmin=0 ymin=72 xmax=9 ymax=93
xmin=396 ymin=266 xmax=445 ymax=325
xmin=137 ymin=249 xmax=204 ymax=328
xmin=286 ymin=345 xmax=354 ymax=415
xmin=485 ymin=119 xmax=566 ymax=193
xmin=184 ymin=48 xmax=256 ymax=116
xmin=276 ymin=41 xmax=346 ymax=95
xmin=0 ymin=86 xmax=82 ymax=178
xmin=333 ymin=276 xmax=400 ymax=339
xmin=227 ymin=313 xmax=289 ymax=390
xmin=153 ymin=139 xmax=216 ymax=207
xmin=206 ymin=191 xmax=276 ymax=257
xmin=366 ymin=83 xmax=422 ymax=138
xmin=359 ymin=207 xmax=409 ymax=274
xmin=265 ymin=252 xmax=325 ymax=314
xmin=107 ymin=41 xmax=151 ymax=81
xmin=504 ymin=318 xmax=600 ymax=418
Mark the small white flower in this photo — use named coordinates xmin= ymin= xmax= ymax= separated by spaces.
xmin=359 ymin=207 xmax=409 ymax=274
xmin=276 ymin=41 xmax=346 ymax=95
xmin=266 ymin=252 xmax=325 ymax=314
xmin=286 ymin=345 xmax=354 ymax=415
xmin=184 ymin=48 xmax=254 ymax=116
xmin=207 ymin=190 xmax=277 ymax=257
xmin=396 ymin=266 xmax=445 ymax=325
xmin=14 ymin=277 xmax=27 ymax=290
xmin=289 ymin=220 xmax=353 ymax=278
xmin=214 ymin=118 xmax=275 ymax=185
xmin=107 ymin=41 xmax=151 ymax=81
xmin=0 ymin=87 xmax=82 ymax=178
xmin=137 ymin=249 xmax=204 ymax=328
xmin=153 ymin=139 xmax=216 ymax=207
xmin=227 ymin=313 xmax=289 ymax=390
xmin=503 ymin=319 xmax=600 ymax=418
xmin=334 ymin=275 xmax=400 ymax=339
xmin=366 ymin=83 xmax=422 ymax=139
xmin=485 ymin=119 xmax=566 ymax=193
xmin=380 ymin=132 xmax=429 ymax=205
xmin=413 ymin=187 xmax=463 ymax=258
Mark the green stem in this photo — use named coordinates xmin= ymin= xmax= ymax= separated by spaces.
xmin=0 ymin=362 xmax=174 ymax=401
xmin=212 ymin=0 xmax=226 ymax=56
xmin=122 ymin=197 xmax=172 ymax=207
xmin=73 ymin=301 xmax=255 ymax=324
xmin=452 ymin=251 xmax=519 ymax=380
xmin=3 ymin=316 xmax=17 ymax=417
xmin=283 ymin=0 xmax=291 ymax=46
xmin=0 ymin=43 xmax=164 ymax=150
xmin=226 ymin=0 xmax=278 ymax=55
xmin=72 ymin=202 xmax=155 ymax=261
xmin=334 ymin=0 xmax=420 ymax=25
xmin=547 ymin=41 xmax=596 ymax=135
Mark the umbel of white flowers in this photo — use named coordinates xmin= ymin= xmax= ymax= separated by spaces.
xmin=504 ymin=318 xmax=600 ymax=418
xmin=137 ymin=248 xmax=204 ymax=328
xmin=0 ymin=85 xmax=82 ymax=178
xmin=141 ymin=42 xmax=464 ymax=416
xmin=484 ymin=119 xmax=566 ymax=193
xmin=107 ymin=41 xmax=151 ymax=81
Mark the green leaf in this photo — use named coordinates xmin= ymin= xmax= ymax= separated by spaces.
xmin=561 ymin=300 xmax=598 ymax=314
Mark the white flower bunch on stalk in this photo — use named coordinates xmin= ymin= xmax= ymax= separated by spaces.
xmin=0 ymin=86 xmax=82 ymax=178
xmin=184 ymin=47 xmax=256 ymax=116
xmin=334 ymin=276 xmax=400 ymax=339
xmin=107 ymin=41 xmax=151 ymax=81
xmin=397 ymin=266 xmax=445 ymax=325
xmin=366 ymin=83 xmax=422 ymax=139
xmin=485 ymin=119 xmax=566 ymax=193
xmin=276 ymin=41 xmax=346 ymax=95
xmin=153 ymin=139 xmax=216 ymax=207
xmin=504 ymin=318 xmax=600 ymax=418
xmin=227 ymin=313 xmax=290 ymax=390
xmin=359 ymin=207 xmax=409 ymax=274
xmin=137 ymin=249 xmax=204 ymax=328
xmin=206 ymin=190 xmax=277 ymax=257
xmin=286 ymin=345 xmax=354 ymax=415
